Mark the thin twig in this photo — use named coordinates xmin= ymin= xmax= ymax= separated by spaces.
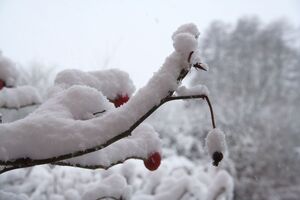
xmin=165 ymin=95 xmax=216 ymax=129
xmin=54 ymin=155 xmax=142 ymax=170
xmin=93 ymin=110 xmax=106 ymax=115
xmin=96 ymin=196 xmax=120 ymax=200
xmin=0 ymin=103 xmax=40 ymax=110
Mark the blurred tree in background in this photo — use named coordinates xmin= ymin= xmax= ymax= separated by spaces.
xmin=189 ymin=17 xmax=300 ymax=199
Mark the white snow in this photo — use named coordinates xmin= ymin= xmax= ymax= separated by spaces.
xmin=206 ymin=170 xmax=234 ymax=200
xmin=0 ymin=51 xmax=18 ymax=87
xmin=176 ymin=85 xmax=209 ymax=97
xmin=0 ymin=191 xmax=29 ymax=200
xmin=62 ymin=124 xmax=161 ymax=168
xmin=0 ymin=86 xmax=41 ymax=109
xmin=173 ymin=33 xmax=198 ymax=58
xmin=53 ymin=68 xmax=135 ymax=100
xmin=172 ymin=23 xmax=200 ymax=40
xmin=205 ymin=128 xmax=227 ymax=157
xmin=0 ymin=155 xmax=234 ymax=200
xmin=82 ymin=174 xmax=131 ymax=200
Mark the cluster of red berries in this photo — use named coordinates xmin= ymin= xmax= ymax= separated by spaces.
xmin=110 ymin=94 xmax=129 ymax=108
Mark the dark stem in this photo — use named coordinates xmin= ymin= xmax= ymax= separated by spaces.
xmin=166 ymin=95 xmax=216 ymax=129
xmin=96 ymin=196 xmax=120 ymax=200
xmin=93 ymin=110 xmax=106 ymax=115
xmin=1 ymin=103 xmax=40 ymax=110
xmin=204 ymin=96 xmax=216 ymax=129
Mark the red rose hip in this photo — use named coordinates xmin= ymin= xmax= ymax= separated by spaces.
xmin=0 ymin=80 xmax=5 ymax=90
xmin=111 ymin=94 xmax=129 ymax=107
xmin=143 ymin=152 xmax=161 ymax=171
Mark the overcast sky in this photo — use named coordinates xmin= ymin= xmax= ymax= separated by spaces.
xmin=0 ymin=0 xmax=299 ymax=87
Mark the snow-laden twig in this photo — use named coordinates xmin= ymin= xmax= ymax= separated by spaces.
xmin=0 ymin=23 xmax=219 ymax=174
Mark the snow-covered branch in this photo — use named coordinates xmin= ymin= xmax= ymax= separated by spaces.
xmin=0 ymin=23 xmax=225 ymax=175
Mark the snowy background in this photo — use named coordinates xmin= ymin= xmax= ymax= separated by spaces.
xmin=1 ymin=0 xmax=300 ymax=200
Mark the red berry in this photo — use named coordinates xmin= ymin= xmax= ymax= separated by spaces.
xmin=143 ymin=152 xmax=161 ymax=171
xmin=0 ymin=80 xmax=5 ymax=90
xmin=111 ymin=94 xmax=129 ymax=107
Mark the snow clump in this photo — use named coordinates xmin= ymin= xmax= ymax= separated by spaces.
xmin=0 ymin=51 xmax=18 ymax=87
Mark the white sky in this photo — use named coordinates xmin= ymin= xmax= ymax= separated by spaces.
xmin=0 ymin=0 xmax=299 ymax=87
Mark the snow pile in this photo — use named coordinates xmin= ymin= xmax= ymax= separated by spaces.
xmin=206 ymin=170 xmax=234 ymax=200
xmin=0 ymin=23 xmax=201 ymax=162
xmin=0 ymin=51 xmax=18 ymax=87
xmin=205 ymin=129 xmax=227 ymax=167
xmin=53 ymin=68 xmax=135 ymax=100
xmin=173 ymin=32 xmax=198 ymax=57
xmin=172 ymin=23 xmax=200 ymax=40
xmin=0 ymin=156 xmax=234 ymax=200
xmin=0 ymin=86 xmax=41 ymax=109
xmin=35 ymin=85 xmax=114 ymax=120
xmin=82 ymin=174 xmax=131 ymax=200
xmin=176 ymin=85 xmax=209 ymax=96
xmin=205 ymin=129 xmax=227 ymax=157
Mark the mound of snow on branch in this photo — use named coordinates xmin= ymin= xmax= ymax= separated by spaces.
xmin=53 ymin=68 xmax=135 ymax=100
xmin=0 ymin=51 xmax=18 ymax=87
xmin=0 ymin=86 xmax=41 ymax=109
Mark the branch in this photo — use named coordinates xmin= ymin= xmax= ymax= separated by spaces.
xmin=0 ymin=67 xmax=190 ymax=167
xmin=0 ymin=52 xmax=215 ymax=175
xmin=96 ymin=197 xmax=121 ymax=200
xmin=0 ymin=103 xmax=40 ymax=110
xmin=54 ymin=155 xmax=142 ymax=170
xmin=0 ymin=93 xmax=215 ymax=175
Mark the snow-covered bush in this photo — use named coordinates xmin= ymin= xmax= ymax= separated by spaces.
xmin=0 ymin=23 xmax=233 ymax=199
xmin=191 ymin=18 xmax=300 ymax=199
